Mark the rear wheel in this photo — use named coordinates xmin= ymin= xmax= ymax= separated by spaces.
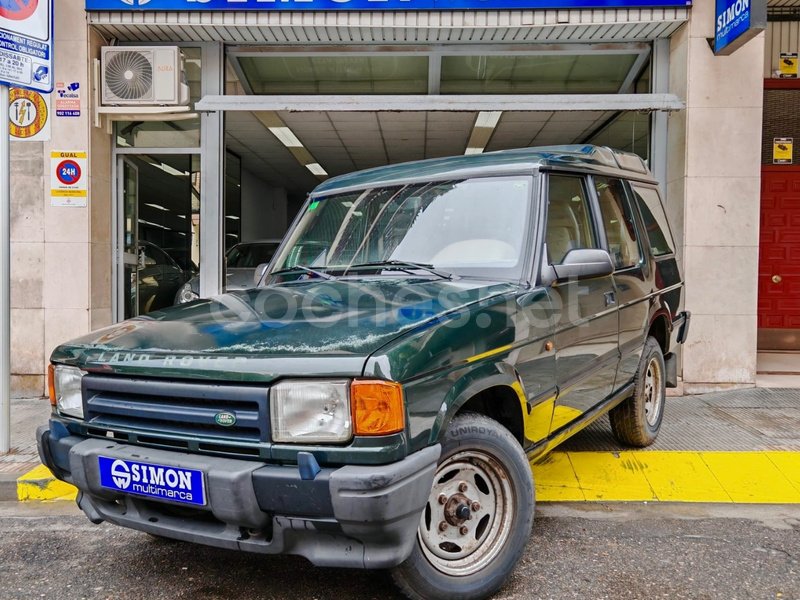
xmin=390 ymin=412 xmax=534 ymax=600
xmin=610 ymin=336 xmax=666 ymax=447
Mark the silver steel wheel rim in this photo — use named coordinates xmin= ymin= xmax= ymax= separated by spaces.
xmin=644 ymin=356 xmax=664 ymax=427
xmin=418 ymin=449 xmax=514 ymax=577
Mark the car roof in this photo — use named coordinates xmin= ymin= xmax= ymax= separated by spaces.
xmin=310 ymin=145 xmax=657 ymax=197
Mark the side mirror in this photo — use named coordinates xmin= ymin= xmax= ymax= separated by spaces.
xmin=552 ymin=248 xmax=614 ymax=282
xmin=253 ymin=263 xmax=269 ymax=286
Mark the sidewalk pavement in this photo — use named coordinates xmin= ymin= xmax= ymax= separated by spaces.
xmin=2 ymin=387 xmax=800 ymax=503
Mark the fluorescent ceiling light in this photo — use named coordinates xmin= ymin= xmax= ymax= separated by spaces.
xmin=137 ymin=219 xmax=169 ymax=230
xmin=145 ymin=203 xmax=169 ymax=211
xmin=475 ymin=111 xmax=502 ymax=129
xmin=306 ymin=163 xmax=328 ymax=176
xmin=465 ymin=111 xmax=503 ymax=155
xmin=254 ymin=111 xmax=328 ymax=181
xmin=226 ymin=215 xmax=240 ymax=220
xmin=157 ymin=163 xmax=188 ymax=177
xmin=269 ymin=127 xmax=304 ymax=148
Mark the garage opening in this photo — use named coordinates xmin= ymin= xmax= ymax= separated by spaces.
xmin=220 ymin=44 xmax=654 ymax=260
xmin=113 ymin=42 xmax=674 ymax=318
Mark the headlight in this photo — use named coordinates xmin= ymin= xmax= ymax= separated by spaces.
xmin=49 ymin=364 xmax=85 ymax=419
xmin=271 ymin=380 xmax=351 ymax=443
xmin=177 ymin=282 xmax=199 ymax=304
xmin=270 ymin=379 xmax=405 ymax=444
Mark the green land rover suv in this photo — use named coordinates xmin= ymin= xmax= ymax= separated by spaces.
xmin=38 ymin=145 xmax=689 ymax=600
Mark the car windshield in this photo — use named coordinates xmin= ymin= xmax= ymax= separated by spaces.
xmin=270 ymin=176 xmax=532 ymax=281
xmin=227 ymin=243 xmax=280 ymax=268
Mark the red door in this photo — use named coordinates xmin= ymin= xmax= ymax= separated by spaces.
xmin=759 ymin=168 xmax=800 ymax=330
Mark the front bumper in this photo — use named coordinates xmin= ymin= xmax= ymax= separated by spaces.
xmin=38 ymin=423 xmax=439 ymax=569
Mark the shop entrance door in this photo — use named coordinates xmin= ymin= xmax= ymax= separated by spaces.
xmin=120 ymin=158 xmax=140 ymax=320
xmin=117 ymin=154 xmax=201 ymax=320
xmin=758 ymin=167 xmax=800 ymax=350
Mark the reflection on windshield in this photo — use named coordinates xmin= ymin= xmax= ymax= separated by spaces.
xmin=271 ymin=177 xmax=531 ymax=280
xmin=227 ymin=243 xmax=280 ymax=268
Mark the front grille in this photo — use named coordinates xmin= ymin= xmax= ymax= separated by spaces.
xmin=82 ymin=374 xmax=270 ymax=443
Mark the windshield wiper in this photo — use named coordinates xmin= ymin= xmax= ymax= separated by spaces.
xmin=346 ymin=260 xmax=452 ymax=280
xmin=270 ymin=265 xmax=335 ymax=280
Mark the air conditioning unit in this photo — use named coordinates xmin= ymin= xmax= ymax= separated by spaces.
xmin=101 ymin=46 xmax=190 ymax=106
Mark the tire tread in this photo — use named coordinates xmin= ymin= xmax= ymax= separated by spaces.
xmin=389 ymin=412 xmax=534 ymax=600
xmin=610 ymin=336 xmax=665 ymax=448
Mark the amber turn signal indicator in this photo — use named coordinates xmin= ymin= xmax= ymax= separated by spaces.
xmin=351 ymin=380 xmax=404 ymax=436
xmin=47 ymin=364 xmax=56 ymax=407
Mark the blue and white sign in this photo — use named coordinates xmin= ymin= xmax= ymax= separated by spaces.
xmin=0 ymin=0 xmax=53 ymax=92
xmin=98 ymin=456 xmax=207 ymax=506
xmin=86 ymin=0 xmax=690 ymax=12
xmin=714 ymin=0 xmax=765 ymax=56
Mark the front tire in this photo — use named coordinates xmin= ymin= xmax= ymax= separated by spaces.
xmin=390 ymin=412 xmax=534 ymax=600
xmin=610 ymin=336 xmax=666 ymax=447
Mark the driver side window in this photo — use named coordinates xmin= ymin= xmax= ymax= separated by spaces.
xmin=545 ymin=175 xmax=597 ymax=264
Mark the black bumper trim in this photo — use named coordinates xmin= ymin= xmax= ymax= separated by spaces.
xmin=37 ymin=425 xmax=440 ymax=569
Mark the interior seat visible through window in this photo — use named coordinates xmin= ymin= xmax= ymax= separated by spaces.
xmin=545 ymin=175 xmax=596 ymax=264
xmin=593 ymin=176 xmax=641 ymax=270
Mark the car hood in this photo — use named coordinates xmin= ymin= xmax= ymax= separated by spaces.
xmin=53 ymin=278 xmax=518 ymax=382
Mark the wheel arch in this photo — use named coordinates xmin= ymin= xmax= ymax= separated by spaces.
xmin=647 ymin=311 xmax=670 ymax=355
xmin=430 ymin=363 xmax=528 ymax=448
xmin=458 ymin=385 xmax=526 ymax=447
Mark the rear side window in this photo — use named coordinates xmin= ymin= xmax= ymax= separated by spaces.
xmin=594 ymin=176 xmax=641 ymax=270
xmin=545 ymin=174 xmax=597 ymax=264
xmin=630 ymin=184 xmax=675 ymax=257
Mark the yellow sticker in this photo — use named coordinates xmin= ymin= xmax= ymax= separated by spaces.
xmin=774 ymin=138 xmax=793 ymax=165
xmin=780 ymin=53 xmax=798 ymax=78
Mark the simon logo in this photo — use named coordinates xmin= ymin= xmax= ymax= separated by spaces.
xmin=110 ymin=459 xmax=131 ymax=489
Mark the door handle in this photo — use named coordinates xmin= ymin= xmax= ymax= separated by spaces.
xmin=604 ymin=291 xmax=616 ymax=306
xmin=772 ymin=275 xmax=782 ymax=284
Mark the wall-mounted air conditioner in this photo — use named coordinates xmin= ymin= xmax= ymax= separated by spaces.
xmin=101 ymin=46 xmax=190 ymax=106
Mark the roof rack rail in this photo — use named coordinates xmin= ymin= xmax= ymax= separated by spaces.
xmin=534 ymin=145 xmax=649 ymax=175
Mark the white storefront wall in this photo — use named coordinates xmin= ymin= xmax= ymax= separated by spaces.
xmin=7 ymin=0 xmax=767 ymax=395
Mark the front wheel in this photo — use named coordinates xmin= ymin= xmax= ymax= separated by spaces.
xmin=390 ymin=412 xmax=534 ymax=600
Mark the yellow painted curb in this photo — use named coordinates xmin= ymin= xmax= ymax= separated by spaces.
xmin=17 ymin=465 xmax=77 ymax=501
xmin=16 ymin=451 xmax=800 ymax=504
xmin=532 ymin=451 xmax=800 ymax=504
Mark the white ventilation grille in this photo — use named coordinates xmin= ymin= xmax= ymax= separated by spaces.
xmin=104 ymin=50 xmax=154 ymax=101
xmin=101 ymin=46 xmax=189 ymax=106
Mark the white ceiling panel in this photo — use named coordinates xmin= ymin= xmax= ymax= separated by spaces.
xmin=227 ymin=108 xmax=635 ymax=196
xmin=89 ymin=7 xmax=688 ymax=44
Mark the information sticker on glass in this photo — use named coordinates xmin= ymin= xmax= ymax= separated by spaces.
xmin=774 ymin=138 xmax=793 ymax=165
xmin=780 ymin=53 xmax=798 ymax=78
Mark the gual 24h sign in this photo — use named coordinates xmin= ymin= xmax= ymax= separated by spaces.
xmin=51 ymin=150 xmax=88 ymax=208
